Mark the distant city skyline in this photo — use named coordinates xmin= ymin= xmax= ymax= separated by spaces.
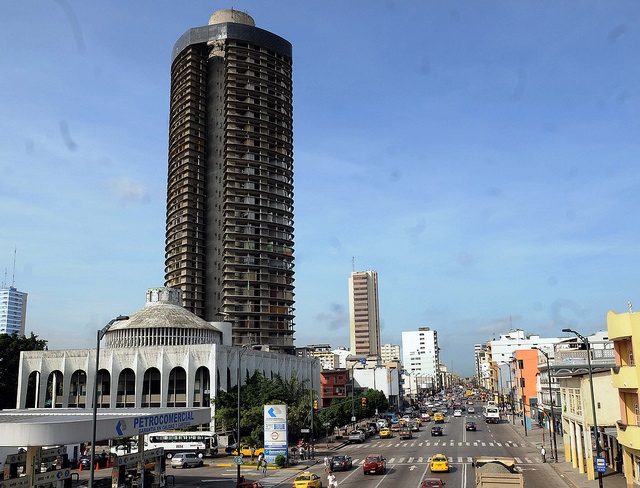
xmin=2 ymin=2 xmax=638 ymax=377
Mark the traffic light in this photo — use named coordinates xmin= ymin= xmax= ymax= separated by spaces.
xmin=314 ymin=400 xmax=318 ymax=409
xmin=362 ymin=397 xmax=367 ymax=407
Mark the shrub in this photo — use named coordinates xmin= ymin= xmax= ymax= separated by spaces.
xmin=275 ymin=454 xmax=285 ymax=467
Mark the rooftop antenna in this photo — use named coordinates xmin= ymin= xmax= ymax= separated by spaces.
xmin=12 ymin=246 xmax=16 ymax=287
xmin=352 ymin=256 xmax=355 ymax=273
xmin=629 ymin=301 xmax=633 ymax=314
xmin=2 ymin=267 xmax=6 ymax=288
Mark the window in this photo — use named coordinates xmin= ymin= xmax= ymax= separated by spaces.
xmin=520 ymin=378 xmax=525 ymax=387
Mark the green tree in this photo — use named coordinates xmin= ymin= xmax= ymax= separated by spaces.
xmin=0 ymin=332 xmax=47 ymax=410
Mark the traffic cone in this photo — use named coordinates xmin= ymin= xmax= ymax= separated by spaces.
xmin=96 ymin=462 xmax=99 ymax=471
xmin=79 ymin=464 xmax=82 ymax=472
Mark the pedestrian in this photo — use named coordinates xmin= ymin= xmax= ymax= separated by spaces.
xmin=328 ymin=471 xmax=337 ymax=488
xmin=251 ymin=445 xmax=256 ymax=461
xmin=299 ymin=445 xmax=305 ymax=461
xmin=540 ymin=446 xmax=546 ymax=463
xmin=324 ymin=455 xmax=330 ymax=472
xmin=261 ymin=460 xmax=267 ymax=477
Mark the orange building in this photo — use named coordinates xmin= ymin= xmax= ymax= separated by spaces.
xmin=513 ymin=349 xmax=539 ymax=429
xmin=320 ymin=369 xmax=347 ymax=408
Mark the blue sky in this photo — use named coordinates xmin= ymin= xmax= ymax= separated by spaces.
xmin=1 ymin=1 xmax=639 ymax=377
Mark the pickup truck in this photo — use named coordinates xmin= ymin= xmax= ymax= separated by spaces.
xmin=348 ymin=430 xmax=365 ymax=443
xmin=399 ymin=427 xmax=413 ymax=440
xmin=473 ymin=457 xmax=524 ymax=487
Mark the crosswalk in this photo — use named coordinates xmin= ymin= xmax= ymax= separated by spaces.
xmin=344 ymin=440 xmax=526 ymax=449
xmin=320 ymin=455 xmax=541 ymax=466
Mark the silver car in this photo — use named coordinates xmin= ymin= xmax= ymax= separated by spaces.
xmin=171 ymin=452 xmax=203 ymax=469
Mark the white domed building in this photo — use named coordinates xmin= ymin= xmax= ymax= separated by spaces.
xmin=16 ymin=288 xmax=318 ymax=424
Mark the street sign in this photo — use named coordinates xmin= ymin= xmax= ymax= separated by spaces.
xmin=351 ymin=416 xmax=356 ymax=422
xmin=116 ymin=448 xmax=164 ymax=467
xmin=4 ymin=453 xmax=26 ymax=465
xmin=34 ymin=469 xmax=71 ymax=484
xmin=41 ymin=446 xmax=67 ymax=459
xmin=300 ymin=428 xmax=310 ymax=433
xmin=595 ymin=457 xmax=606 ymax=473
xmin=264 ymin=404 xmax=287 ymax=463
xmin=0 ymin=477 xmax=30 ymax=488
xmin=234 ymin=456 xmax=243 ymax=465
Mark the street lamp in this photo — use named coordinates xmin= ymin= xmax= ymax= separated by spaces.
xmin=563 ymin=328 xmax=603 ymax=488
xmin=89 ymin=315 xmax=129 ymax=488
xmin=533 ymin=347 xmax=558 ymax=463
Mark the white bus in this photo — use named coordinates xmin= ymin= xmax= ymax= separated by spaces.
xmin=483 ymin=405 xmax=500 ymax=423
xmin=145 ymin=431 xmax=218 ymax=459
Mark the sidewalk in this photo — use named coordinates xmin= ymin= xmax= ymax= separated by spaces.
xmin=506 ymin=416 xmax=627 ymax=488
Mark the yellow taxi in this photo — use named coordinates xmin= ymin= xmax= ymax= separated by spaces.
xmin=293 ymin=472 xmax=322 ymax=488
xmin=379 ymin=427 xmax=393 ymax=438
xmin=234 ymin=444 xmax=265 ymax=457
xmin=430 ymin=454 xmax=449 ymax=473
xmin=433 ymin=412 xmax=444 ymax=423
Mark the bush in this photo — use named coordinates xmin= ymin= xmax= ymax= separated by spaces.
xmin=275 ymin=454 xmax=285 ymax=467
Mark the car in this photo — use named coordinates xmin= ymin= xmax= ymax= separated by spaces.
xmin=453 ymin=410 xmax=462 ymax=417
xmin=421 ymin=479 xmax=446 ymax=488
xmin=433 ymin=412 xmax=444 ymax=423
xmin=171 ymin=452 xmax=203 ymax=469
xmin=421 ymin=413 xmax=431 ymax=422
xmin=363 ymin=455 xmax=386 ymax=475
xmin=465 ymin=421 xmax=477 ymax=431
xmin=232 ymin=444 xmax=265 ymax=457
xmin=409 ymin=421 xmax=420 ymax=432
xmin=430 ymin=455 xmax=449 ymax=473
xmin=330 ymin=454 xmax=352 ymax=471
xmin=379 ymin=428 xmax=393 ymax=438
xmin=468 ymin=407 xmax=475 ymax=414
xmin=293 ymin=472 xmax=322 ymax=488
xmin=79 ymin=456 xmax=109 ymax=469
xmin=389 ymin=422 xmax=402 ymax=432
xmin=431 ymin=426 xmax=443 ymax=436
xmin=237 ymin=483 xmax=266 ymax=488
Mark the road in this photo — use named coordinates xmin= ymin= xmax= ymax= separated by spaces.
xmin=77 ymin=406 xmax=564 ymax=488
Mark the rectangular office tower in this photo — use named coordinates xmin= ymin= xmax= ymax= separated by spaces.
xmin=0 ymin=286 xmax=27 ymax=336
xmin=402 ymin=328 xmax=441 ymax=390
xmin=349 ymin=270 xmax=381 ymax=357
xmin=164 ymin=10 xmax=295 ymax=352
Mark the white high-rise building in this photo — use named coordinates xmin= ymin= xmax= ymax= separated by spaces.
xmin=402 ymin=327 xmax=440 ymax=389
xmin=0 ymin=286 xmax=27 ymax=336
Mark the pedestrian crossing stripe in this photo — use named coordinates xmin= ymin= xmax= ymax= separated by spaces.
xmin=398 ymin=458 xmax=405 ymax=463
xmin=489 ymin=443 xmax=494 ymax=446
xmin=514 ymin=457 xmax=521 ymax=463
xmin=497 ymin=443 xmax=501 ymax=446
xmin=408 ymin=457 xmax=414 ymax=463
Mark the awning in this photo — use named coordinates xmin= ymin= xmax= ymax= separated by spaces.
xmin=0 ymin=407 xmax=211 ymax=446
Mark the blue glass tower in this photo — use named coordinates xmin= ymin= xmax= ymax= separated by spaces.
xmin=0 ymin=286 xmax=27 ymax=336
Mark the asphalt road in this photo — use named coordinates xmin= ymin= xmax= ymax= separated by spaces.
xmin=75 ymin=407 xmax=565 ymax=488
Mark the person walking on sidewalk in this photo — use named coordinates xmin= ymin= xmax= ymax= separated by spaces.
xmin=261 ymin=460 xmax=267 ymax=477
xmin=540 ymin=446 xmax=546 ymax=463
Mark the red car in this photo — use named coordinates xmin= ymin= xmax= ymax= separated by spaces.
xmin=422 ymin=478 xmax=445 ymax=487
xmin=363 ymin=455 xmax=386 ymax=475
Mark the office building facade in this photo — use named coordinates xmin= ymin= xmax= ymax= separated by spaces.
xmin=0 ymin=286 xmax=27 ymax=336
xmin=402 ymin=327 xmax=440 ymax=389
xmin=348 ymin=270 xmax=381 ymax=357
xmin=381 ymin=343 xmax=400 ymax=364
xmin=164 ymin=10 xmax=295 ymax=352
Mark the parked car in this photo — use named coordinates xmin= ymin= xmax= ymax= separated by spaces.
xmin=363 ymin=455 xmax=386 ymax=475
xmin=330 ymin=455 xmax=352 ymax=471
xmin=465 ymin=422 xmax=477 ymax=431
xmin=293 ymin=472 xmax=322 ymax=488
xmin=171 ymin=452 xmax=203 ymax=469
xmin=431 ymin=426 xmax=443 ymax=436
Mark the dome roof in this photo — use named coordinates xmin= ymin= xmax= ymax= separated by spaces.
xmin=108 ymin=287 xmax=220 ymax=332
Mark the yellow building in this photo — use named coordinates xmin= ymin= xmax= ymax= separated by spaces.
xmin=608 ymin=310 xmax=640 ymax=488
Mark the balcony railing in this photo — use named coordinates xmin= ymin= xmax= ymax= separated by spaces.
xmin=552 ymin=349 xmax=615 ymax=367
xmin=617 ymin=421 xmax=640 ymax=448
xmin=612 ymin=364 xmax=639 ymax=389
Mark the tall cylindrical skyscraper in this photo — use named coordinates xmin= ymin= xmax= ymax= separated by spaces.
xmin=165 ymin=10 xmax=295 ymax=352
